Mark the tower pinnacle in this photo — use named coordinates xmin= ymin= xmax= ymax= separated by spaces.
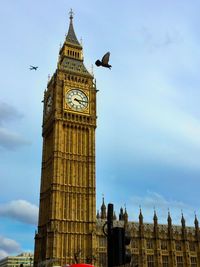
xmin=65 ymin=9 xmax=81 ymax=46
xmin=69 ymin=8 xmax=74 ymax=21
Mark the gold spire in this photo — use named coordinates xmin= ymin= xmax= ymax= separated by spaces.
xmin=65 ymin=9 xmax=81 ymax=46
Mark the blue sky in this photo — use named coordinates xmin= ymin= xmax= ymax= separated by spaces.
xmin=1 ymin=0 xmax=200 ymax=259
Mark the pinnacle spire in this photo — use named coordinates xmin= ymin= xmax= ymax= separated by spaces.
xmin=100 ymin=196 xmax=106 ymax=219
xmin=139 ymin=207 xmax=143 ymax=224
xmin=153 ymin=209 xmax=158 ymax=225
xmin=181 ymin=212 xmax=186 ymax=228
xmin=119 ymin=207 xmax=124 ymax=220
xmin=69 ymin=8 xmax=74 ymax=21
xmin=65 ymin=9 xmax=81 ymax=46
xmin=195 ymin=213 xmax=199 ymax=229
xmin=124 ymin=207 xmax=128 ymax=223
xmin=167 ymin=210 xmax=172 ymax=227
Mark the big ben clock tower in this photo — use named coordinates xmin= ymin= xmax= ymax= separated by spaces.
xmin=34 ymin=11 xmax=97 ymax=267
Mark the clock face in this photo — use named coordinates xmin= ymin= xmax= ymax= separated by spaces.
xmin=66 ymin=89 xmax=88 ymax=111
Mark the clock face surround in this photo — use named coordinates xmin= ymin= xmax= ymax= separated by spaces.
xmin=66 ymin=89 xmax=88 ymax=112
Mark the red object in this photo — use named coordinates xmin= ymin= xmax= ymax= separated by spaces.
xmin=70 ymin=264 xmax=95 ymax=267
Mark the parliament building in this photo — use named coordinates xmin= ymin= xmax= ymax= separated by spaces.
xmin=34 ymin=12 xmax=200 ymax=267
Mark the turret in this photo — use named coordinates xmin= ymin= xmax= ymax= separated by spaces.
xmin=139 ymin=208 xmax=144 ymax=238
xmin=113 ymin=211 xmax=117 ymax=221
xmin=153 ymin=210 xmax=158 ymax=226
xmin=181 ymin=213 xmax=187 ymax=240
xmin=119 ymin=207 xmax=124 ymax=221
xmin=58 ymin=9 xmax=83 ymax=64
xmin=194 ymin=213 xmax=199 ymax=240
xmin=181 ymin=213 xmax=186 ymax=228
xmin=124 ymin=207 xmax=128 ymax=227
xmin=139 ymin=208 xmax=143 ymax=225
xmin=195 ymin=213 xmax=199 ymax=229
xmin=167 ymin=210 xmax=173 ymax=238
xmin=153 ymin=210 xmax=159 ymax=238
xmin=57 ymin=9 xmax=92 ymax=78
xmin=100 ymin=197 xmax=106 ymax=219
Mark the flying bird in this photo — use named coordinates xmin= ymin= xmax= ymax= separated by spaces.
xmin=95 ymin=52 xmax=112 ymax=69
xmin=29 ymin=65 xmax=38 ymax=70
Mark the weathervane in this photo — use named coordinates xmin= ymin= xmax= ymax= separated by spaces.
xmin=69 ymin=8 xmax=74 ymax=20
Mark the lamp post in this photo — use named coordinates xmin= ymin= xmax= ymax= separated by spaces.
xmin=30 ymin=257 xmax=33 ymax=267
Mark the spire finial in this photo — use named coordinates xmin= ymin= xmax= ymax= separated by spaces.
xmin=181 ymin=211 xmax=186 ymax=228
xmin=69 ymin=9 xmax=74 ymax=21
xmin=167 ymin=208 xmax=172 ymax=225
xmin=139 ymin=206 xmax=143 ymax=224
xmin=194 ymin=212 xmax=199 ymax=229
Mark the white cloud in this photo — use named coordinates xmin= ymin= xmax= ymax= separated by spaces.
xmin=0 ymin=200 xmax=38 ymax=225
xmin=0 ymin=236 xmax=21 ymax=259
xmin=0 ymin=249 xmax=8 ymax=259
xmin=128 ymin=191 xmax=196 ymax=226
xmin=0 ymin=102 xmax=23 ymax=125
xmin=139 ymin=27 xmax=183 ymax=52
xmin=0 ymin=102 xmax=29 ymax=150
xmin=0 ymin=128 xmax=30 ymax=150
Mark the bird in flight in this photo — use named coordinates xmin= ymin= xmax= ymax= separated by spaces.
xmin=95 ymin=52 xmax=112 ymax=69
xmin=29 ymin=65 xmax=38 ymax=70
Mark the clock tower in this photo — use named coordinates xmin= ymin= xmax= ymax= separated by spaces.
xmin=34 ymin=11 xmax=97 ymax=267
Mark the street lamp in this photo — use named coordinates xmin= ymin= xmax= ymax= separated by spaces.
xmin=30 ymin=257 xmax=33 ymax=267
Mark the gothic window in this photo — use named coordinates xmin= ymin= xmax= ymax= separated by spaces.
xmin=189 ymin=241 xmax=196 ymax=251
xmin=131 ymin=239 xmax=138 ymax=248
xmin=162 ymin=256 xmax=169 ymax=267
xmin=99 ymin=252 xmax=107 ymax=267
xmin=99 ymin=236 xmax=106 ymax=247
xmin=133 ymin=254 xmax=139 ymax=266
xmin=176 ymin=256 xmax=184 ymax=267
xmin=175 ymin=241 xmax=182 ymax=251
xmin=147 ymin=255 xmax=154 ymax=267
xmin=146 ymin=239 xmax=154 ymax=249
xmin=161 ymin=240 xmax=168 ymax=250
xmin=191 ymin=257 xmax=197 ymax=267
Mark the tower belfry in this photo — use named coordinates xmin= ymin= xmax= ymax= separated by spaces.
xmin=34 ymin=11 xmax=97 ymax=267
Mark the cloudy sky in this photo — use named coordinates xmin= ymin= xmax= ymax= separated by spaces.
xmin=1 ymin=0 xmax=200 ymax=259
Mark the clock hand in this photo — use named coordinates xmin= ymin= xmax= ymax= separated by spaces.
xmin=74 ymin=98 xmax=87 ymax=104
xmin=74 ymin=98 xmax=81 ymax=104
